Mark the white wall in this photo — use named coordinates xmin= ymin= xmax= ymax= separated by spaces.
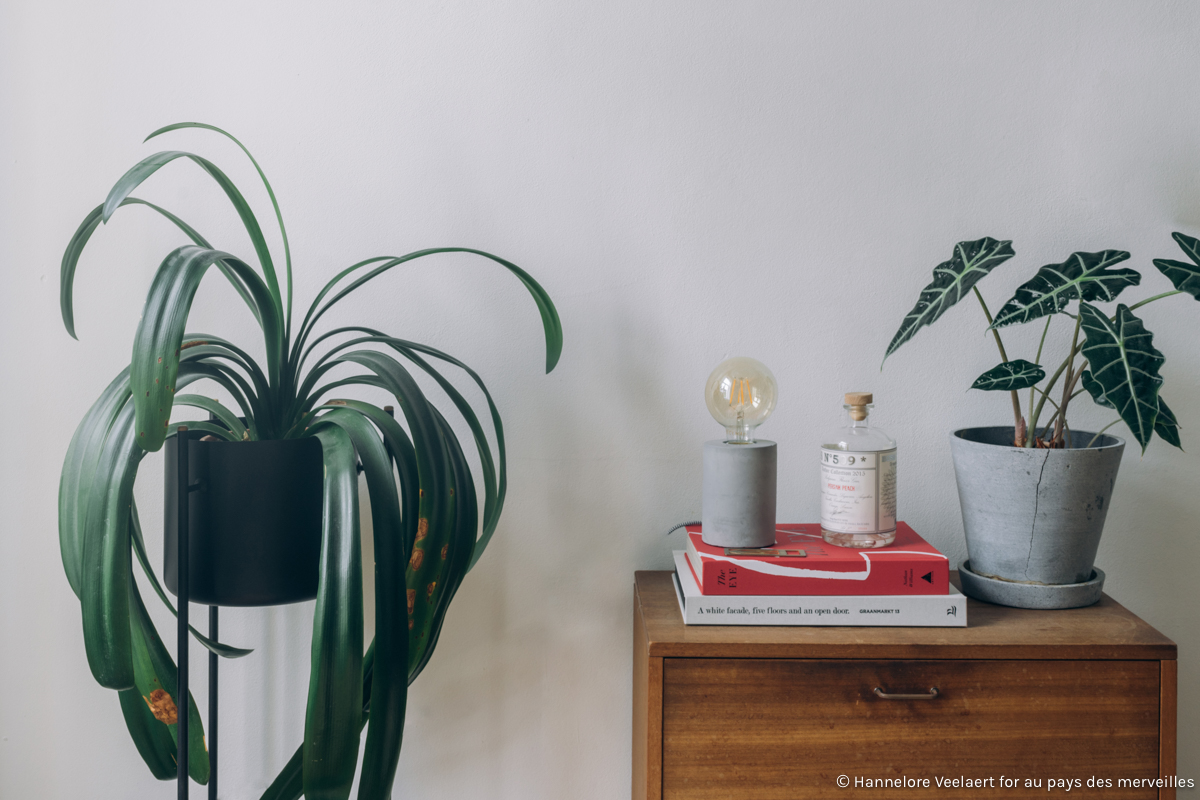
xmin=2 ymin=2 xmax=1197 ymax=797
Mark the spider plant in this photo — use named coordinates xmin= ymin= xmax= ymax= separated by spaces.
xmin=58 ymin=122 xmax=563 ymax=800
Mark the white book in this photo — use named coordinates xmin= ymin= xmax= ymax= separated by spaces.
xmin=672 ymin=551 xmax=967 ymax=627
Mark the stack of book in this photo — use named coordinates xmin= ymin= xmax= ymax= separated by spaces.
xmin=672 ymin=522 xmax=967 ymax=626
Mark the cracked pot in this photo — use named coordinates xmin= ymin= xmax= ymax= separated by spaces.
xmin=949 ymin=427 xmax=1124 ymax=588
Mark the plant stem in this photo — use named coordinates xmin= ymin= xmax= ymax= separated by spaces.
xmin=1029 ymin=315 xmax=1053 ymax=446
xmin=1039 ymin=360 xmax=1090 ymax=438
xmin=1086 ymin=419 xmax=1122 ymax=448
xmin=1028 ymin=324 xmax=1087 ymax=446
xmin=1052 ymin=313 xmax=1083 ymax=446
xmin=1128 ymin=290 xmax=1183 ymax=312
xmin=973 ymin=286 xmax=1023 ymax=436
xmin=1034 ymin=389 xmax=1060 ymax=414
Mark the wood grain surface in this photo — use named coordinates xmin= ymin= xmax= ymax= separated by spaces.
xmin=1161 ymin=659 xmax=1178 ymax=800
xmin=662 ymin=658 xmax=1161 ymax=799
xmin=633 ymin=581 xmax=663 ymax=800
xmin=633 ymin=571 xmax=1178 ymax=800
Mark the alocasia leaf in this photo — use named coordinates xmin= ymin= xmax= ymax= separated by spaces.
xmin=970 ymin=359 xmax=1046 ymax=391
xmin=1155 ymin=396 xmax=1181 ymax=449
xmin=1079 ymin=302 xmax=1164 ymax=453
xmin=989 ymin=250 xmax=1138 ymax=329
xmin=1082 ymin=367 xmax=1177 ymax=446
xmin=884 ymin=237 xmax=1014 ymax=363
xmin=1080 ymin=369 xmax=1115 ymax=409
xmin=1152 ymin=232 xmax=1200 ymax=300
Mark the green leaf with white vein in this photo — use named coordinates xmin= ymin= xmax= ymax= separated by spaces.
xmin=1080 ymin=369 xmax=1115 ymax=409
xmin=970 ymin=359 xmax=1046 ymax=391
xmin=1152 ymin=232 xmax=1200 ymax=300
xmin=1168 ymin=230 xmax=1200 ymax=267
xmin=1079 ymin=303 xmax=1164 ymax=453
xmin=989 ymin=250 xmax=1138 ymax=329
xmin=1082 ymin=368 xmax=1177 ymax=447
xmin=1155 ymin=396 xmax=1182 ymax=449
xmin=884 ymin=237 xmax=1015 ymax=362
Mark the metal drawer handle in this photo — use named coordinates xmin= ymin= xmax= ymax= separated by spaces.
xmin=874 ymin=686 xmax=939 ymax=700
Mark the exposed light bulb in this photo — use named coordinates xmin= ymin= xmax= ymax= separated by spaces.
xmin=704 ymin=357 xmax=777 ymax=444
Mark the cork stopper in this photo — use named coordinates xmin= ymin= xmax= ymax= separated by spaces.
xmin=844 ymin=392 xmax=872 ymax=421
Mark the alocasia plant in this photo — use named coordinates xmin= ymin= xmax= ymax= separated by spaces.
xmin=884 ymin=234 xmax=1197 ymax=453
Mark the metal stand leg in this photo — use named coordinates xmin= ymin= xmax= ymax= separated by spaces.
xmin=177 ymin=427 xmax=190 ymax=799
xmin=179 ymin=422 xmax=223 ymax=798
xmin=209 ymin=606 xmax=218 ymax=800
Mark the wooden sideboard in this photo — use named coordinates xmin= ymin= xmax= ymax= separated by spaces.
xmin=633 ymin=571 xmax=1177 ymax=799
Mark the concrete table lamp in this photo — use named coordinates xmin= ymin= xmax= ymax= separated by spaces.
xmin=701 ymin=356 xmax=778 ymax=548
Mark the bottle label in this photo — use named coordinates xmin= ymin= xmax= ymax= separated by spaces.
xmin=820 ymin=448 xmax=896 ymax=534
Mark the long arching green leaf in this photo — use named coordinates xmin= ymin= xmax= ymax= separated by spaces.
xmin=298 ymin=334 xmax=499 ymax=526
xmin=333 ymin=351 xmax=451 ymax=673
xmin=60 ymin=197 xmax=259 ymax=339
xmin=59 ymin=367 xmax=131 ymax=597
xmin=302 ymin=423 xmax=363 ymax=800
xmin=165 ymin=422 xmax=240 ymax=442
xmin=378 ymin=342 xmax=503 ymax=568
xmin=173 ymin=395 xmax=248 ymax=440
xmin=408 ymin=409 xmax=478 ymax=683
xmin=63 ymin=357 xmax=257 ymax=603
xmin=179 ymin=355 xmax=265 ymax=438
xmin=101 ymin=150 xmax=283 ymax=317
xmin=129 ymin=502 xmax=252 ymax=658
xmin=1079 ymin=303 xmax=1164 ymax=453
xmin=260 ymin=645 xmax=378 ymax=800
xmin=989 ymin=250 xmax=1138 ymax=329
xmin=260 ymin=746 xmax=304 ymax=800
xmin=183 ymin=333 xmax=273 ymax=407
xmin=80 ymin=401 xmax=142 ymax=689
xmin=294 ymin=328 xmax=507 ymax=566
xmin=970 ymin=359 xmax=1046 ymax=392
xmin=315 ymin=408 xmax=408 ymax=800
xmin=327 ymin=400 xmax=419 ymax=539
xmin=131 ymin=246 xmax=281 ymax=451
xmin=128 ymin=580 xmax=210 ymax=784
xmin=296 ymin=248 xmax=563 ymax=373
xmin=884 ymin=238 xmax=1015 ymax=363
xmin=292 ymin=258 xmax=398 ymax=363
xmin=118 ymin=686 xmax=177 ymax=780
xmin=146 ymin=123 xmax=295 ymax=338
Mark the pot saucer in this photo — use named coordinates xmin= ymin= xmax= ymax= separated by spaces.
xmin=959 ymin=560 xmax=1105 ymax=609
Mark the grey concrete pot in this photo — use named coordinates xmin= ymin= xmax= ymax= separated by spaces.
xmin=949 ymin=427 xmax=1124 ymax=596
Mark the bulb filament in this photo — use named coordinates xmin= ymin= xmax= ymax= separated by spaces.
xmin=727 ymin=376 xmax=754 ymax=443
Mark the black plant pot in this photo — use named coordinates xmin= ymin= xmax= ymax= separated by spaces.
xmin=164 ymin=431 xmax=323 ymax=607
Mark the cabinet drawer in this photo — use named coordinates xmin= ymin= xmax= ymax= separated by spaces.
xmin=662 ymin=658 xmax=1160 ymax=799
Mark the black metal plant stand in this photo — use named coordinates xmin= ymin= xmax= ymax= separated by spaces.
xmin=176 ymin=426 xmax=219 ymax=800
xmin=168 ymin=419 xmax=322 ymax=799
xmin=170 ymin=407 xmax=388 ymax=797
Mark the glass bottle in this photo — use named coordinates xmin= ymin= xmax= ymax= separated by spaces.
xmin=820 ymin=392 xmax=897 ymax=548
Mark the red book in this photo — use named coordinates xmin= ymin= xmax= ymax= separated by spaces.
xmin=684 ymin=522 xmax=949 ymax=596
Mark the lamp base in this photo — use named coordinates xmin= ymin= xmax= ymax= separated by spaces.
xmin=701 ymin=439 xmax=777 ymax=548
